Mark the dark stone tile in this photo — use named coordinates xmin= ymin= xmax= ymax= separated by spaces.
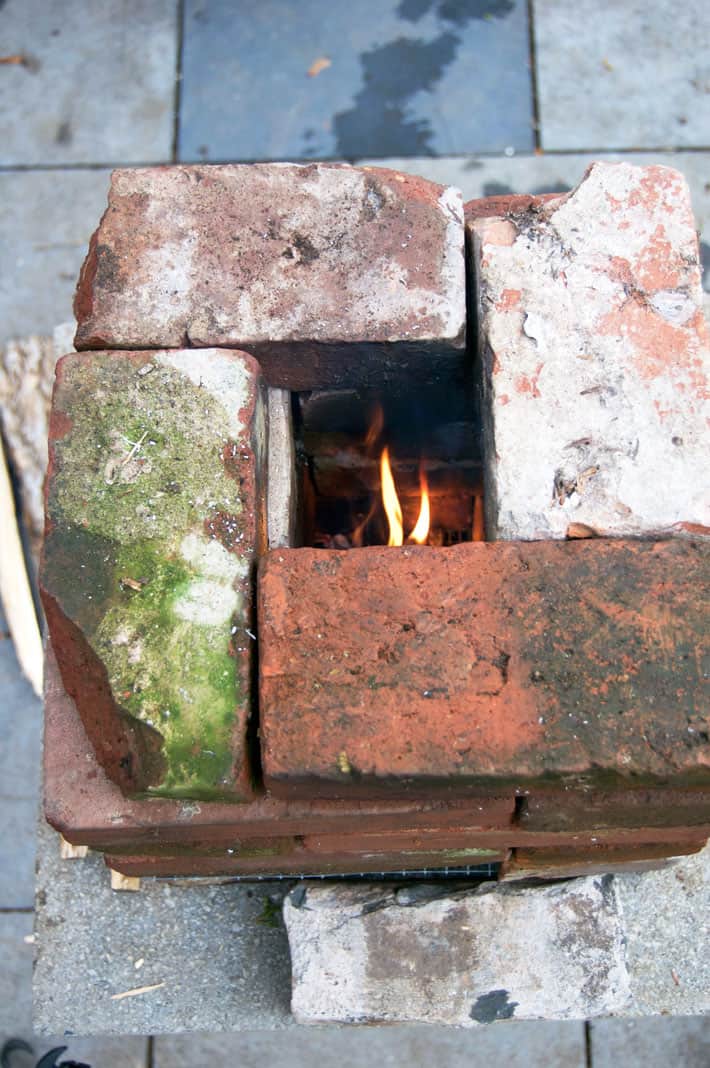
xmin=179 ymin=0 xmax=534 ymax=161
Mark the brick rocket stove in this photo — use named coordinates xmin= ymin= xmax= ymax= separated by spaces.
xmin=41 ymin=161 xmax=710 ymax=880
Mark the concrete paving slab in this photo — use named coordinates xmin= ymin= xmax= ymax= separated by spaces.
xmin=154 ymin=1020 xmax=586 ymax=1066
xmin=0 ymin=799 xmax=39 ymax=909
xmin=0 ymin=913 xmax=33 ymax=1033
xmin=534 ymin=1 xmax=710 ymax=151
xmin=0 ymin=0 xmax=177 ymax=165
xmin=33 ymin=819 xmax=294 ymax=1035
xmin=590 ymin=1017 xmax=710 ymax=1068
xmin=0 ymin=169 xmax=111 ymax=346
xmin=358 ymin=152 xmax=710 ymax=305
xmin=0 ymin=1036 xmax=149 ymax=1068
xmin=0 ymin=613 xmax=42 ymax=909
xmin=178 ymin=0 xmax=534 ymax=161
xmin=0 ymin=622 xmax=42 ymax=801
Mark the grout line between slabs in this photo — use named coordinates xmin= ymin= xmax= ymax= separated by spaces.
xmin=526 ymin=0 xmax=542 ymax=151
xmin=1 ymin=147 xmax=710 ymax=176
xmin=0 ymin=906 xmax=34 ymax=914
xmin=584 ymin=1019 xmax=593 ymax=1068
xmin=172 ymin=0 xmax=186 ymax=163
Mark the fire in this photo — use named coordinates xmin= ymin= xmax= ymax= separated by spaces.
xmin=409 ymin=472 xmax=430 ymax=545
xmin=379 ymin=447 xmax=430 ymax=546
xmin=380 ymin=447 xmax=403 ymax=546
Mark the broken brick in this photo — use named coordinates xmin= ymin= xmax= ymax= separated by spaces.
xmin=469 ymin=161 xmax=710 ymax=540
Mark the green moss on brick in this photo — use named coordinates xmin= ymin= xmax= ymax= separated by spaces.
xmin=46 ymin=351 xmax=259 ymax=799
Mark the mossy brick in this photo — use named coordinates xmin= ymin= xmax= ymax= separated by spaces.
xmin=40 ymin=348 xmax=267 ymax=801
xmin=73 ymin=163 xmax=465 ymax=389
xmin=259 ymin=539 xmax=710 ymax=799
xmin=469 ymin=161 xmax=710 ymax=540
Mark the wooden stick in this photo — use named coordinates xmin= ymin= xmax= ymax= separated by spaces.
xmin=0 ymin=433 xmax=43 ymax=696
xmin=110 ymin=869 xmax=142 ymax=892
xmin=59 ymin=835 xmax=89 ymax=860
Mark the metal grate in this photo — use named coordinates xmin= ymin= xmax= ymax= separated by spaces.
xmin=212 ymin=863 xmax=500 ymax=883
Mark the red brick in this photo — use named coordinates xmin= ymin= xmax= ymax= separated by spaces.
xmin=104 ymin=845 xmax=505 ymax=879
xmin=518 ymin=787 xmax=710 ymax=832
xmin=259 ymin=539 xmax=710 ymax=798
xmin=74 ymin=164 xmax=465 ymax=389
xmin=302 ymin=828 xmax=505 ymax=857
xmin=40 ymin=349 xmax=266 ymax=801
xmin=499 ymin=842 xmax=705 ymax=881
xmin=43 ymin=647 xmax=514 ymax=851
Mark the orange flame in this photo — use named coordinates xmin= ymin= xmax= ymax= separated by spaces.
xmin=379 ymin=448 xmax=431 ymax=547
xmin=409 ymin=470 xmax=430 ymax=544
xmin=380 ymin=447 xmax=403 ymax=546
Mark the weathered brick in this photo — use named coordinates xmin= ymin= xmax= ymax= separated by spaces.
xmin=302 ymin=828 xmax=505 ymax=859
xmin=40 ymin=349 xmax=266 ymax=801
xmin=74 ymin=164 xmax=465 ymax=389
xmin=259 ymin=539 xmax=710 ymax=798
xmin=469 ymin=161 xmax=710 ymax=540
xmin=464 ymin=191 xmax=560 ymax=223
xmin=499 ymin=843 xmax=705 ymax=882
xmin=43 ymin=647 xmax=515 ymax=850
xmin=518 ymin=787 xmax=710 ymax=832
xmin=104 ymin=845 xmax=504 ymax=879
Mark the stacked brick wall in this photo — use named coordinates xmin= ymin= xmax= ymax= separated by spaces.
xmin=41 ymin=161 xmax=709 ymax=879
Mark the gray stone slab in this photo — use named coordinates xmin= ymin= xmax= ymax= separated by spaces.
xmin=615 ymin=845 xmax=710 ymax=1017
xmin=154 ymin=1020 xmax=586 ymax=1066
xmin=285 ymin=877 xmax=632 ymax=1025
xmin=33 ymin=819 xmax=294 ymax=1035
xmin=0 ymin=0 xmax=177 ymax=165
xmin=590 ymin=1017 xmax=710 ymax=1068
xmin=358 ymin=152 xmax=710 ymax=305
xmin=534 ymin=1 xmax=710 ymax=151
xmin=178 ymin=0 xmax=534 ymax=161
xmin=0 ymin=169 xmax=111 ymax=346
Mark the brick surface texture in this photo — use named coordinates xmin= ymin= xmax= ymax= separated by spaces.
xmin=259 ymin=540 xmax=710 ymax=798
xmin=41 ymin=349 xmax=266 ymax=800
xmin=469 ymin=161 xmax=710 ymax=540
xmin=73 ymin=163 xmax=466 ymax=389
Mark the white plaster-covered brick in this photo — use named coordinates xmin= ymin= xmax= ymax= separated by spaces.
xmin=471 ymin=162 xmax=710 ymax=540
